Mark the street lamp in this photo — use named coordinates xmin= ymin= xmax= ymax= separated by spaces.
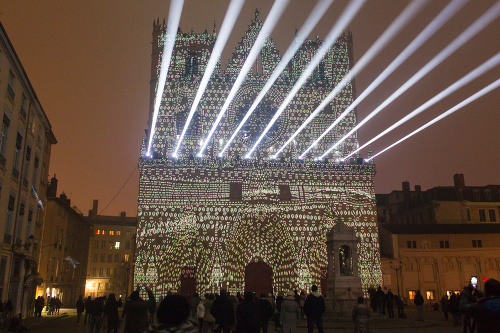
xmin=390 ymin=260 xmax=403 ymax=296
xmin=121 ymin=261 xmax=133 ymax=300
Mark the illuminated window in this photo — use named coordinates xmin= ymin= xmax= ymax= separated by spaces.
xmin=115 ymin=242 xmax=120 ymax=249
xmin=109 ymin=231 xmax=114 ymax=236
xmin=116 ymin=231 xmax=121 ymax=236
xmin=102 ymin=230 xmax=107 ymax=235
xmin=426 ymin=291 xmax=434 ymax=300
xmin=408 ymin=290 xmax=416 ymax=300
xmin=95 ymin=229 xmax=100 ymax=235
xmin=124 ymin=254 xmax=129 ymax=262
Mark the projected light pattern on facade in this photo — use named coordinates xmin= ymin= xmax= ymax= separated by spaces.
xmin=137 ymin=11 xmax=382 ymax=296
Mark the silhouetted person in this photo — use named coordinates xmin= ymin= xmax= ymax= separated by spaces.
xmin=352 ymin=296 xmax=370 ymax=333
xmin=386 ymin=289 xmax=395 ymax=318
xmin=236 ymin=292 xmax=260 ymax=333
xmin=145 ymin=294 xmax=197 ymax=332
xmin=303 ymin=285 xmax=325 ymax=333
xmin=123 ymin=287 xmax=155 ymax=333
xmin=210 ymin=289 xmax=234 ymax=333
xmin=440 ymin=295 xmax=449 ymax=321
xmin=414 ymin=290 xmax=424 ymax=321
xmin=89 ymin=296 xmax=105 ymax=333
xmin=257 ymin=292 xmax=274 ymax=333
xmin=84 ymin=296 xmax=92 ymax=325
xmin=76 ymin=295 xmax=85 ymax=324
xmin=104 ymin=293 xmax=122 ymax=333
xmin=376 ymin=286 xmax=385 ymax=315
xmin=460 ymin=278 xmax=500 ymax=333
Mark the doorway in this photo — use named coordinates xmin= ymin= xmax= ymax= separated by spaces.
xmin=245 ymin=261 xmax=272 ymax=296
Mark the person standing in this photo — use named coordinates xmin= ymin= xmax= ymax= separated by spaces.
xmin=145 ymin=294 xmax=198 ymax=333
xmin=236 ymin=292 xmax=260 ymax=333
xmin=210 ymin=289 xmax=234 ymax=333
xmin=104 ymin=294 xmax=122 ymax=333
xmin=257 ymin=292 xmax=274 ymax=333
xmin=84 ymin=296 xmax=92 ymax=325
xmin=460 ymin=278 xmax=500 ymax=333
xmin=202 ymin=294 xmax=216 ymax=333
xmin=197 ymin=296 xmax=205 ymax=332
xmin=352 ymin=296 xmax=370 ymax=333
xmin=122 ymin=287 xmax=156 ymax=333
xmin=386 ymin=289 xmax=395 ymax=319
xmin=280 ymin=291 xmax=300 ymax=333
xmin=440 ymin=295 xmax=449 ymax=321
xmin=76 ymin=295 xmax=85 ymax=325
xmin=414 ymin=290 xmax=424 ymax=321
xmin=303 ymin=285 xmax=325 ymax=333
xmin=89 ymin=296 xmax=105 ymax=333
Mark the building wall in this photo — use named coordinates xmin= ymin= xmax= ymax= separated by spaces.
xmin=0 ymin=22 xmax=56 ymax=316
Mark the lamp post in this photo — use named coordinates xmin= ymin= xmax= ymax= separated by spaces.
xmin=390 ymin=260 xmax=403 ymax=296
xmin=121 ymin=261 xmax=133 ymax=300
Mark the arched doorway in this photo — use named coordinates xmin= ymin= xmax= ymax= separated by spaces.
xmin=245 ymin=261 xmax=272 ymax=295
xmin=179 ymin=266 xmax=196 ymax=298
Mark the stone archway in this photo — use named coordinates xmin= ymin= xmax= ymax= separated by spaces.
xmin=245 ymin=261 xmax=273 ymax=295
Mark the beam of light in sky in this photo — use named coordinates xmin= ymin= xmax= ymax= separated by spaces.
xmin=244 ymin=0 xmax=367 ymax=159
xmin=218 ymin=0 xmax=335 ymax=158
xmin=319 ymin=0 xmax=500 ymax=160
xmin=273 ymin=0 xmax=430 ymax=160
xmin=299 ymin=0 xmax=467 ymax=159
xmin=367 ymin=77 xmax=500 ymax=161
xmin=172 ymin=0 xmax=246 ymax=158
xmin=197 ymin=0 xmax=290 ymax=158
xmin=345 ymin=51 xmax=500 ymax=160
xmin=146 ymin=0 xmax=184 ymax=157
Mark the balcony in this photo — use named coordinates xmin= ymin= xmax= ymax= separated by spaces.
xmin=12 ymin=168 xmax=19 ymax=179
xmin=6 ymin=84 xmax=15 ymax=101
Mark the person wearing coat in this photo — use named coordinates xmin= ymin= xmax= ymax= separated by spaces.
xmin=280 ymin=291 xmax=300 ymax=333
xmin=352 ymin=296 xmax=370 ymax=333
xmin=210 ymin=289 xmax=234 ymax=333
xmin=76 ymin=295 xmax=85 ymax=324
xmin=104 ymin=293 xmax=122 ymax=333
xmin=236 ymin=292 xmax=260 ymax=333
xmin=145 ymin=294 xmax=198 ymax=333
xmin=202 ymin=294 xmax=216 ymax=333
xmin=460 ymin=278 xmax=500 ymax=333
xmin=122 ymin=286 xmax=156 ymax=333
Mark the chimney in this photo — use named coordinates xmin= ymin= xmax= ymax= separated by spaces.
xmin=454 ymin=173 xmax=465 ymax=188
xmin=415 ymin=185 xmax=421 ymax=192
xmin=402 ymin=181 xmax=410 ymax=193
xmin=46 ymin=175 xmax=58 ymax=198
xmin=89 ymin=200 xmax=98 ymax=218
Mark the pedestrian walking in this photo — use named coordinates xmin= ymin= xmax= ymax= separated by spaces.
xmin=352 ymin=296 xmax=370 ymax=333
xmin=414 ymin=290 xmax=424 ymax=321
xmin=76 ymin=295 xmax=85 ymax=325
xmin=376 ymin=286 xmax=385 ymax=315
xmin=449 ymin=292 xmax=460 ymax=326
xmin=55 ymin=297 xmax=62 ymax=314
xmin=122 ymin=286 xmax=156 ymax=333
xmin=280 ymin=291 xmax=300 ymax=333
xmin=210 ymin=289 xmax=234 ymax=333
xmin=144 ymin=294 xmax=198 ymax=332
xmin=303 ymin=285 xmax=325 ymax=333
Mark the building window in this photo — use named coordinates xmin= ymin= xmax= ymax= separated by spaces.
xmin=92 ymin=268 xmax=97 ymax=277
xmin=94 ymin=240 xmax=99 ymax=248
xmin=23 ymin=145 xmax=31 ymax=184
xmin=489 ymin=209 xmax=497 ymax=222
xmin=473 ymin=191 xmax=480 ymax=201
xmin=95 ymin=229 xmax=101 ymax=235
xmin=479 ymin=209 xmax=487 ymax=222
xmin=102 ymin=230 xmax=107 ymax=235
xmin=116 ymin=230 xmax=121 ymax=236
xmin=101 ymin=240 xmax=106 ymax=249
xmin=125 ymin=241 xmax=130 ymax=250
xmin=5 ymin=195 xmax=16 ymax=240
xmin=99 ymin=268 xmax=104 ymax=277
xmin=93 ymin=254 xmax=98 ymax=263
xmin=115 ymin=242 xmax=120 ymax=249
xmin=0 ymin=113 xmax=10 ymax=160
xmin=124 ymin=254 xmax=129 ymax=262
xmin=426 ymin=291 xmax=434 ymax=300
xmin=485 ymin=191 xmax=491 ymax=201
xmin=407 ymin=241 xmax=417 ymax=249
xmin=100 ymin=254 xmax=105 ymax=263
xmin=440 ymin=240 xmax=450 ymax=248
xmin=126 ymin=231 xmax=131 ymax=236
xmin=13 ymin=132 xmax=23 ymax=174
xmin=113 ymin=268 xmax=118 ymax=276
xmin=107 ymin=254 xmax=112 ymax=263
xmin=466 ymin=208 xmax=471 ymax=222
xmin=114 ymin=254 xmax=119 ymax=263
xmin=408 ymin=290 xmax=417 ymax=300
xmin=106 ymin=268 xmax=111 ymax=277
xmin=109 ymin=231 xmax=114 ymax=236
xmin=472 ymin=240 xmax=482 ymax=248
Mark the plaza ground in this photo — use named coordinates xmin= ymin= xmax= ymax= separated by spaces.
xmin=9 ymin=306 xmax=466 ymax=333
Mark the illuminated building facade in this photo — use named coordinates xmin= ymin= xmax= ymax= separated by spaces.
xmin=37 ymin=176 xmax=92 ymax=306
xmin=136 ymin=12 xmax=382 ymax=296
xmin=0 ymin=22 xmax=57 ymax=317
xmin=85 ymin=200 xmax=137 ymax=299
xmin=378 ymin=174 xmax=500 ymax=302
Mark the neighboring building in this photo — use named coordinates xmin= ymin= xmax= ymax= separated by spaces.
xmin=0 ymin=22 xmax=57 ymax=316
xmin=36 ymin=176 xmax=92 ymax=306
xmin=85 ymin=200 xmax=137 ymax=299
xmin=135 ymin=13 xmax=382 ymax=297
xmin=378 ymin=174 xmax=500 ymax=303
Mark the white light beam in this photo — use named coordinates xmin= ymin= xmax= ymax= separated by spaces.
xmin=172 ymin=0 xmax=246 ymax=158
xmin=367 ymin=77 xmax=500 ymax=161
xmin=299 ymin=0 xmax=467 ymax=159
xmin=146 ymin=0 xmax=184 ymax=157
xmin=345 ymin=51 xmax=500 ymax=160
xmin=197 ymin=0 xmax=290 ymax=157
xmin=218 ymin=0 xmax=335 ymax=158
xmin=319 ymin=0 xmax=500 ymax=160
xmin=274 ymin=0 xmax=430 ymax=159
xmin=244 ymin=0 xmax=367 ymax=159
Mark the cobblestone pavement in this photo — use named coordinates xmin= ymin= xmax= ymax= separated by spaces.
xmin=16 ymin=307 xmax=464 ymax=333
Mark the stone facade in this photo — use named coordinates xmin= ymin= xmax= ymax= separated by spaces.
xmin=136 ymin=12 xmax=382 ymax=297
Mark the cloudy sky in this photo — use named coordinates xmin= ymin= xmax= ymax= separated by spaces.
xmin=1 ymin=0 xmax=499 ymax=216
